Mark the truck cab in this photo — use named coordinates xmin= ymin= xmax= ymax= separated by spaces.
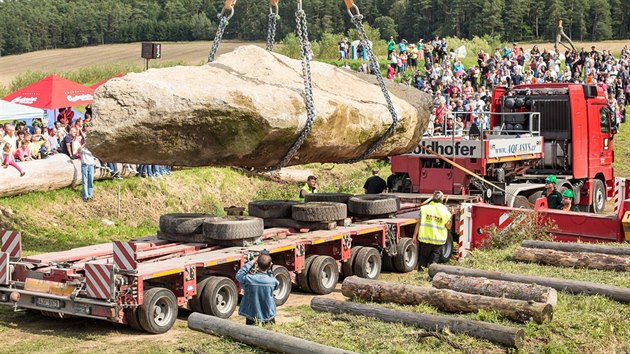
xmin=391 ymin=83 xmax=616 ymax=213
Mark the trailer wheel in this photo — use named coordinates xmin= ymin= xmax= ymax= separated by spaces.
xmin=200 ymin=276 xmax=238 ymax=319
xmin=138 ymin=287 xmax=178 ymax=334
xmin=124 ymin=307 xmax=143 ymax=331
xmin=341 ymin=246 xmax=364 ymax=278
xmin=190 ymin=277 xmax=212 ymax=313
xmin=512 ymin=195 xmax=532 ymax=209
xmin=591 ymin=180 xmax=606 ymax=214
xmin=159 ymin=213 xmax=215 ymax=234
xmin=202 ymin=216 xmax=264 ymax=240
xmin=305 ymin=193 xmax=352 ymax=204
xmin=292 ymin=202 xmax=347 ymax=222
xmin=308 ymin=256 xmax=339 ymax=295
xmin=297 ymin=255 xmax=317 ymax=292
xmin=272 ymin=266 xmax=291 ymax=306
xmin=248 ymin=200 xmax=298 ymax=219
xmin=353 ymin=247 xmax=382 ymax=279
xmin=392 ymin=238 xmax=417 ymax=273
xmin=348 ymin=195 xmax=400 ymax=216
xmin=528 ymin=191 xmax=544 ymax=205
xmin=439 ymin=233 xmax=454 ymax=263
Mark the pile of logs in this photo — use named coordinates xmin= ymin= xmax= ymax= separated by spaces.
xmin=513 ymin=240 xmax=630 ymax=272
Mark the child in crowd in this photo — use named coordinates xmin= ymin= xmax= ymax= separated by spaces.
xmin=3 ymin=144 xmax=25 ymax=177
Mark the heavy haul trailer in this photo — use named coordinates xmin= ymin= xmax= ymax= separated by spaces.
xmin=0 ymin=217 xmax=419 ymax=333
xmin=391 ymin=83 xmax=617 ymax=214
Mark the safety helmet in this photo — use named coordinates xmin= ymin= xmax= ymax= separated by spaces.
xmin=545 ymin=175 xmax=557 ymax=184
xmin=562 ymin=189 xmax=574 ymax=199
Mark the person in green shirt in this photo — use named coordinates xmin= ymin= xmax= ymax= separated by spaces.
xmin=299 ymin=175 xmax=317 ymax=200
xmin=543 ymin=175 xmax=563 ymax=209
xmin=387 ymin=36 xmax=396 ymax=60
xmin=561 ymin=189 xmax=579 ymax=212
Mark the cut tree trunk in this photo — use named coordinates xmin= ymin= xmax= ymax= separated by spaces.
xmin=522 ymin=240 xmax=630 ymax=256
xmin=310 ymin=297 xmax=524 ymax=348
xmin=513 ymin=247 xmax=630 ymax=272
xmin=428 ymin=264 xmax=630 ymax=303
xmin=188 ymin=313 xmax=357 ymax=354
xmin=432 ymin=272 xmax=557 ymax=305
xmin=341 ymin=276 xmax=552 ymax=324
xmin=0 ymin=154 xmax=135 ymax=197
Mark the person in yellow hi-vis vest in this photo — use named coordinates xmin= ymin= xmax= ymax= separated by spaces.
xmin=298 ymin=175 xmax=317 ymax=200
xmin=417 ymin=191 xmax=452 ymax=271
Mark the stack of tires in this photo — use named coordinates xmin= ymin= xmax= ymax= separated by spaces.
xmin=158 ymin=213 xmax=264 ymax=246
xmin=347 ymin=195 xmax=400 ymax=218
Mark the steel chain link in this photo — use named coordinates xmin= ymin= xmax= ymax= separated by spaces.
xmin=266 ymin=12 xmax=279 ymax=51
xmin=346 ymin=14 xmax=399 ymax=163
xmin=208 ymin=16 xmax=230 ymax=63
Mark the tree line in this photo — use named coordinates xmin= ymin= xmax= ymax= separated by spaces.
xmin=1 ymin=0 xmax=629 ymax=57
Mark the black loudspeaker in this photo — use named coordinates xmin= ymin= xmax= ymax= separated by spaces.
xmin=141 ymin=42 xmax=162 ymax=59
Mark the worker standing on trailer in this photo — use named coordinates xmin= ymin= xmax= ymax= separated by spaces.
xmin=363 ymin=167 xmax=387 ymax=194
xmin=417 ymin=191 xmax=452 ymax=271
xmin=299 ymin=175 xmax=318 ymax=200
xmin=544 ymin=175 xmax=563 ymax=209
xmin=236 ymin=252 xmax=279 ymax=325
xmin=561 ymin=189 xmax=579 ymax=212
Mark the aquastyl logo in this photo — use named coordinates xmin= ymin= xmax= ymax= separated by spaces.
xmin=10 ymin=96 xmax=38 ymax=105
xmin=67 ymin=94 xmax=93 ymax=102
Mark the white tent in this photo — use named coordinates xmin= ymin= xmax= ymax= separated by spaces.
xmin=0 ymin=99 xmax=46 ymax=124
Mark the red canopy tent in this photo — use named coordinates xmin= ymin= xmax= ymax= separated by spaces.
xmin=2 ymin=74 xmax=94 ymax=110
xmin=90 ymin=73 xmax=125 ymax=90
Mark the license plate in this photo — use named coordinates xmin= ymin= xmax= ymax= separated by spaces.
xmin=35 ymin=297 xmax=62 ymax=309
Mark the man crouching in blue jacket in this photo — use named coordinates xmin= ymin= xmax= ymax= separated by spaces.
xmin=236 ymin=253 xmax=279 ymax=325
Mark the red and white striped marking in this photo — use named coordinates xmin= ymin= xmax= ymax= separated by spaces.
xmin=85 ymin=263 xmax=113 ymax=299
xmin=457 ymin=204 xmax=472 ymax=260
xmin=0 ymin=230 xmax=21 ymax=259
xmin=614 ymin=177 xmax=626 ymax=215
xmin=113 ymin=241 xmax=137 ymax=271
xmin=0 ymin=252 xmax=9 ymax=285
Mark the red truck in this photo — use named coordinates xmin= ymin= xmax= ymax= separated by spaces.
xmin=390 ymin=83 xmax=616 ymax=214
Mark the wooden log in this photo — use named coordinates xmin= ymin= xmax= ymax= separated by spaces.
xmin=513 ymin=247 xmax=630 ymax=272
xmin=310 ymin=297 xmax=524 ymax=348
xmin=188 ymin=312 xmax=357 ymax=354
xmin=428 ymin=264 xmax=630 ymax=303
xmin=263 ymin=218 xmax=337 ymax=231
xmin=522 ymin=240 xmax=630 ymax=256
xmin=432 ymin=273 xmax=558 ymax=305
xmin=341 ymin=276 xmax=551 ymax=324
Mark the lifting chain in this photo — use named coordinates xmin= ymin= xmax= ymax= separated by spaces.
xmin=345 ymin=2 xmax=399 ymax=163
xmin=266 ymin=0 xmax=280 ymax=51
xmin=207 ymin=0 xmax=236 ymax=63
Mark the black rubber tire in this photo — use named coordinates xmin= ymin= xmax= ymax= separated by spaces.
xmin=291 ymin=202 xmax=347 ymax=222
xmin=272 ymin=266 xmax=291 ymax=306
xmin=159 ymin=213 xmax=215 ymax=234
xmin=138 ymin=287 xmax=178 ymax=334
xmin=305 ymin=193 xmax=353 ymax=204
xmin=308 ymin=256 xmax=339 ymax=295
xmin=353 ymin=247 xmax=382 ymax=279
xmin=528 ymin=191 xmax=544 ymax=204
xmin=381 ymin=253 xmax=394 ymax=271
xmin=438 ymin=233 xmax=454 ymax=263
xmin=202 ymin=216 xmax=264 ymax=240
xmin=512 ymin=195 xmax=532 ymax=209
xmin=296 ymin=255 xmax=317 ymax=293
xmin=248 ymin=200 xmax=298 ymax=219
xmin=190 ymin=277 xmax=211 ymax=313
xmin=591 ymin=179 xmax=606 ymax=214
xmin=125 ymin=307 xmax=143 ymax=331
xmin=341 ymin=246 xmax=364 ymax=278
xmin=200 ymin=276 xmax=238 ymax=319
xmin=348 ymin=195 xmax=400 ymax=216
xmin=393 ymin=237 xmax=418 ymax=273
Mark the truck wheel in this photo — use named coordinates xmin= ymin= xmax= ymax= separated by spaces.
xmin=272 ymin=266 xmax=291 ymax=306
xmin=202 ymin=216 xmax=264 ymax=240
xmin=353 ymin=247 xmax=382 ymax=279
xmin=248 ymin=200 xmax=298 ymax=219
xmin=190 ymin=277 xmax=211 ymax=313
xmin=159 ymin=213 xmax=215 ymax=234
xmin=528 ymin=191 xmax=544 ymax=205
xmin=308 ymin=256 xmax=339 ymax=295
xmin=591 ymin=180 xmax=606 ymax=214
xmin=341 ymin=246 xmax=363 ymax=278
xmin=297 ymin=255 xmax=317 ymax=293
xmin=305 ymin=193 xmax=352 ymax=204
xmin=292 ymin=202 xmax=347 ymax=222
xmin=201 ymin=276 xmax=238 ymax=319
xmin=393 ymin=238 xmax=418 ymax=273
xmin=124 ymin=307 xmax=143 ymax=331
xmin=348 ymin=195 xmax=400 ymax=216
xmin=138 ymin=287 xmax=178 ymax=334
xmin=439 ymin=233 xmax=454 ymax=263
xmin=512 ymin=195 xmax=531 ymax=209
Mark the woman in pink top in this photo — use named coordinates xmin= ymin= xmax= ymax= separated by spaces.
xmin=14 ymin=139 xmax=33 ymax=162
xmin=3 ymin=144 xmax=25 ymax=176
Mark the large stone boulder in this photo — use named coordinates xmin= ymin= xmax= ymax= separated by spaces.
xmin=88 ymin=45 xmax=431 ymax=168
